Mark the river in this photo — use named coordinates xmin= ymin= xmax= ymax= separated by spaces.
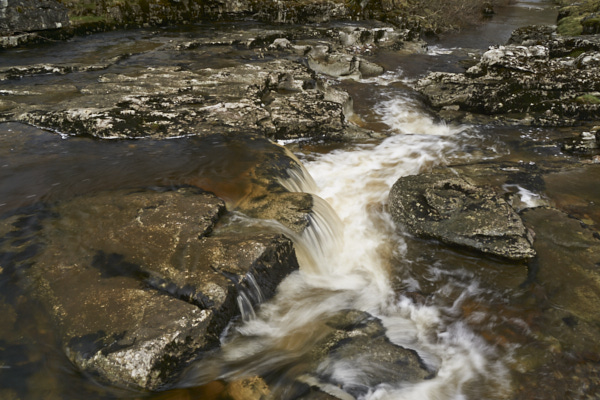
xmin=3 ymin=0 xmax=600 ymax=399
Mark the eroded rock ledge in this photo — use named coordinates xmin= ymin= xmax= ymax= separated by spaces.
xmin=0 ymin=22 xmax=416 ymax=141
xmin=0 ymin=59 xmax=349 ymax=140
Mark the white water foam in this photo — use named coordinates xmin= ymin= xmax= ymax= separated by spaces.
xmin=426 ymin=45 xmax=457 ymax=56
xmin=502 ymin=183 xmax=546 ymax=210
xmin=360 ymin=69 xmax=404 ymax=86
xmin=291 ymin=96 xmax=510 ymax=399
xmin=375 ymin=94 xmax=468 ymax=137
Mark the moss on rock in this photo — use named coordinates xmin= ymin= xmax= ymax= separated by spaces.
xmin=576 ymin=94 xmax=600 ymax=104
xmin=556 ymin=0 xmax=600 ymax=36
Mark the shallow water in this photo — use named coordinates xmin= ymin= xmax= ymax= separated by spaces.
xmin=3 ymin=0 xmax=600 ymax=399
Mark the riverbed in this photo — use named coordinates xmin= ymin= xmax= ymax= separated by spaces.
xmin=2 ymin=0 xmax=600 ymax=399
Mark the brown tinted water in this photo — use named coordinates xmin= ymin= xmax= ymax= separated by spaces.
xmin=3 ymin=1 xmax=600 ymax=399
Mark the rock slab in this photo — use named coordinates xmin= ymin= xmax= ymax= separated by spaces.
xmin=1 ymin=187 xmax=300 ymax=389
xmin=417 ymin=28 xmax=600 ymax=126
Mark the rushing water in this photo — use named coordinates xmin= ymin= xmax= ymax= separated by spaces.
xmin=5 ymin=1 xmax=600 ymax=399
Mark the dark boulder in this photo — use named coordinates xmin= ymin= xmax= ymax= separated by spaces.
xmin=388 ymin=173 xmax=536 ymax=260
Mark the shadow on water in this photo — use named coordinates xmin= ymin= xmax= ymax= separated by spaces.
xmin=0 ymin=122 xmax=288 ymax=212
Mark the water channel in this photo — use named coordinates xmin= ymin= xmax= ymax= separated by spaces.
xmin=2 ymin=1 xmax=600 ymax=399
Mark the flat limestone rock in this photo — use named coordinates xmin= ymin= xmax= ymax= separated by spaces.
xmin=389 ymin=173 xmax=536 ymax=260
xmin=1 ymin=187 xmax=300 ymax=390
xmin=0 ymin=59 xmax=352 ymax=140
xmin=46 ymin=270 xmax=214 ymax=390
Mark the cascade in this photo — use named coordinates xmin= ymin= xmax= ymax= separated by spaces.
xmin=207 ymin=92 xmax=512 ymax=399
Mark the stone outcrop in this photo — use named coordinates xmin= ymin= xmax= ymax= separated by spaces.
xmin=0 ymin=0 xmax=70 ymax=48
xmin=252 ymin=0 xmax=350 ymax=24
xmin=68 ymin=0 xmax=251 ymax=29
xmin=0 ymin=18 xmax=411 ymax=140
xmin=556 ymin=0 xmax=600 ymax=36
xmin=389 ymin=173 xmax=536 ymax=260
xmin=0 ymin=0 xmax=69 ymax=35
xmin=0 ymin=187 xmax=300 ymax=389
xmin=416 ymin=27 xmax=600 ymax=126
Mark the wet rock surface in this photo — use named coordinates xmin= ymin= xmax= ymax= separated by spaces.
xmin=0 ymin=19 xmax=427 ymax=141
xmin=512 ymin=206 xmax=600 ymax=400
xmin=0 ymin=187 xmax=300 ymax=389
xmin=5 ymin=4 xmax=600 ymax=399
xmin=416 ymin=27 xmax=600 ymax=126
xmin=389 ymin=172 xmax=536 ymax=260
xmin=0 ymin=59 xmax=346 ymax=140
xmin=305 ymin=310 xmax=432 ymax=398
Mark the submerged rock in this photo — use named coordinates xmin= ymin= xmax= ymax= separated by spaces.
xmin=389 ymin=173 xmax=536 ymax=260
xmin=0 ymin=187 xmax=300 ymax=389
xmin=522 ymin=207 xmax=600 ymax=325
xmin=304 ymin=310 xmax=432 ymax=398
xmin=518 ymin=206 xmax=600 ymax=383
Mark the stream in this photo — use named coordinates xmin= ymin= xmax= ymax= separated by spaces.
xmin=2 ymin=0 xmax=600 ymax=399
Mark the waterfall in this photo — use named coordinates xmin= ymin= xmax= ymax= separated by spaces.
xmin=236 ymin=272 xmax=265 ymax=322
